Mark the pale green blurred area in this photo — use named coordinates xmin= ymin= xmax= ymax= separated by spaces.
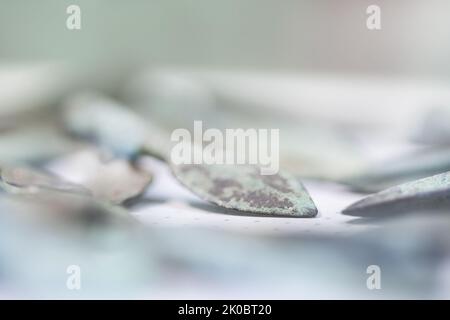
xmin=1 ymin=0 xmax=450 ymax=77
xmin=3 ymin=1 xmax=450 ymax=299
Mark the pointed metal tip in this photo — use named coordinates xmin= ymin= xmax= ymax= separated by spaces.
xmin=297 ymin=205 xmax=318 ymax=218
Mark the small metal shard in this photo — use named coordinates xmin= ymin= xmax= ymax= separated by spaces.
xmin=0 ymin=191 xmax=133 ymax=228
xmin=63 ymin=93 xmax=147 ymax=157
xmin=342 ymin=171 xmax=450 ymax=217
xmin=63 ymin=93 xmax=169 ymax=160
xmin=0 ymin=165 xmax=89 ymax=195
xmin=48 ymin=150 xmax=153 ymax=204
xmin=170 ymin=163 xmax=318 ymax=217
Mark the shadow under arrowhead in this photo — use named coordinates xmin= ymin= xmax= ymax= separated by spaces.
xmin=170 ymin=163 xmax=318 ymax=217
xmin=342 ymin=171 xmax=450 ymax=217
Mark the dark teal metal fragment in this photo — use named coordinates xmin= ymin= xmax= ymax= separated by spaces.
xmin=343 ymin=171 xmax=450 ymax=217
xmin=171 ymin=163 xmax=318 ymax=217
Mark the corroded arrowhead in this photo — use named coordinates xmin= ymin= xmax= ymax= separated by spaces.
xmin=0 ymin=191 xmax=133 ymax=228
xmin=49 ymin=150 xmax=153 ymax=204
xmin=342 ymin=171 xmax=450 ymax=217
xmin=171 ymin=163 xmax=318 ymax=217
xmin=0 ymin=165 xmax=89 ymax=195
xmin=63 ymin=93 xmax=169 ymax=160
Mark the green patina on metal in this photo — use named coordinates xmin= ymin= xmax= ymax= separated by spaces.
xmin=343 ymin=171 xmax=450 ymax=217
xmin=171 ymin=163 xmax=318 ymax=217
